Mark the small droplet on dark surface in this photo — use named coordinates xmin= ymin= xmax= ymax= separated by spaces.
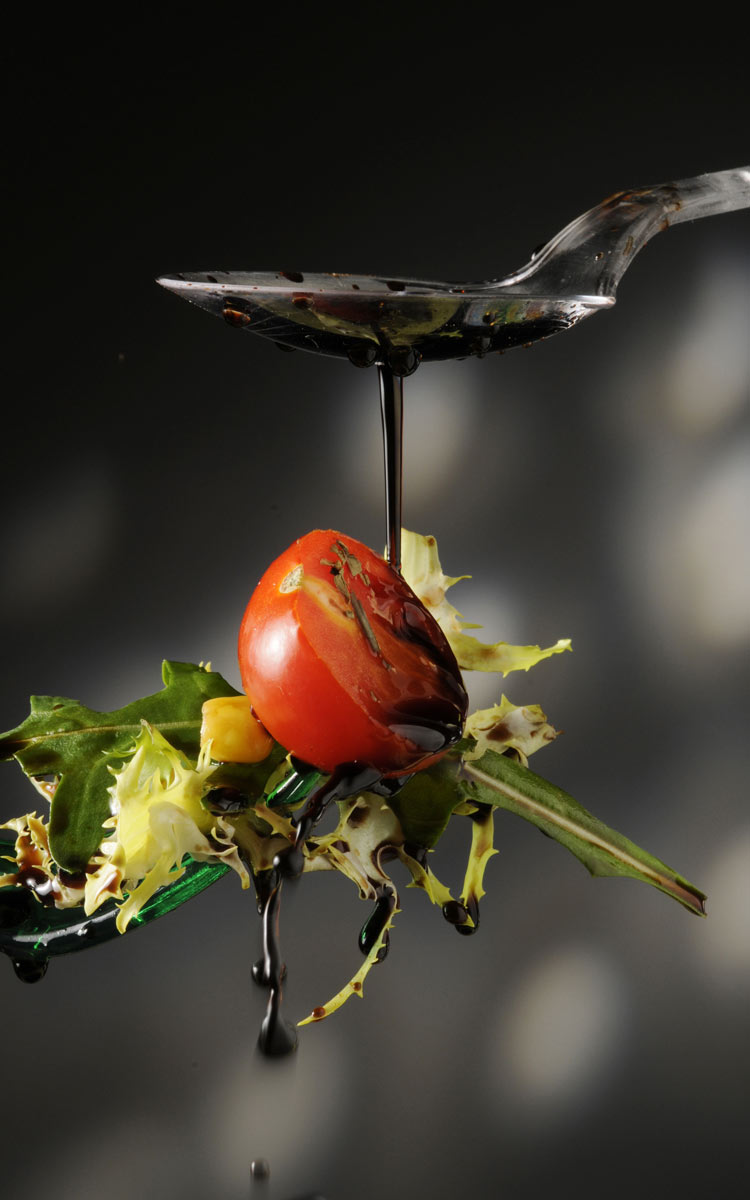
xmin=455 ymin=921 xmax=478 ymax=936
xmin=442 ymin=899 xmax=469 ymax=927
xmin=387 ymin=346 xmax=419 ymax=377
xmin=204 ymin=786 xmax=249 ymax=814
xmin=280 ymin=270 xmax=305 ymax=283
xmin=471 ymin=336 xmax=492 ymax=358
xmin=76 ymin=922 xmax=94 ymax=939
xmin=385 ymin=280 xmax=407 ymax=291
xmin=455 ymin=896 xmax=480 ymax=936
xmin=206 ymin=274 xmax=218 ymax=283
xmin=292 ymin=294 xmax=313 ymax=309
xmin=12 ymin=957 xmax=48 ymax=983
xmin=250 ymin=1158 xmax=270 ymax=1181
xmin=347 ymin=343 xmax=377 ymax=369
xmin=275 ymin=846 xmax=305 ymax=879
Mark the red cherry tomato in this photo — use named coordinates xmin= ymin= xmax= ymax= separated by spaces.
xmin=238 ymin=530 xmax=468 ymax=775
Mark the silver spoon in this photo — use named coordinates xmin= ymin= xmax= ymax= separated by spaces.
xmin=157 ymin=166 xmax=749 ymax=571
xmin=157 ymin=166 xmax=749 ymax=378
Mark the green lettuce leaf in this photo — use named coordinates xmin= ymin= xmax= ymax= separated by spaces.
xmin=387 ymin=757 xmax=466 ymax=848
xmin=460 ymin=750 xmax=706 ymax=916
xmin=0 ymin=661 xmax=255 ymax=871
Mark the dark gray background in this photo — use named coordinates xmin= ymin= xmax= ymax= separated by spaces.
xmin=2 ymin=21 xmax=748 ymax=1200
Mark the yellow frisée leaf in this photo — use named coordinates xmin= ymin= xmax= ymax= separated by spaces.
xmin=464 ymin=697 xmax=559 ymax=765
xmin=0 ymin=813 xmax=85 ymax=907
xmin=400 ymin=528 xmax=571 ymax=675
xmin=400 ymin=528 xmax=470 ymax=637
xmin=84 ymin=722 xmax=249 ymax=931
xmin=298 ymin=914 xmax=397 ymax=1026
xmin=459 ymin=804 xmax=497 ymax=918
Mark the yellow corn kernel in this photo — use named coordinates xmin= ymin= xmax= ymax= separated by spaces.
xmin=200 ymin=696 xmax=274 ymax=763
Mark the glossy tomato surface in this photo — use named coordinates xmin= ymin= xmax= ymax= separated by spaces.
xmin=238 ymin=530 xmax=468 ymax=775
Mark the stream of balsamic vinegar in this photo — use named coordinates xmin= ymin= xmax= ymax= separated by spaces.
xmin=378 ymin=364 xmax=403 ymax=572
xmin=253 ymin=363 xmax=407 ymax=1054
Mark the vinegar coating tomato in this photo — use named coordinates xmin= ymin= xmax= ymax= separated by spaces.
xmin=238 ymin=530 xmax=468 ymax=775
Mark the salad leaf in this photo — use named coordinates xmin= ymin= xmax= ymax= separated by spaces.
xmin=387 ymin=757 xmax=466 ymax=848
xmin=401 ymin=529 xmax=571 ymax=674
xmin=0 ymin=661 xmax=249 ymax=871
xmin=460 ymin=750 xmax=707 ymax=916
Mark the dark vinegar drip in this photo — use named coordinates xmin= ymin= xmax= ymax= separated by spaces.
xmin=12 ymin=957 xmax=48 ymax=983
xmin=256 ymin=870 xmax=297 ymax=1057
xmin=250 ymin=1158 xmax=270 ymax=1181
xmin=358 ymin=885 xmax=397 ymax=958
xmin=253 ymin=763 xmax=383 ymax=1057
xmin=378 ymin=364 xmax=403 ymax=572
xmin=454 ymin=895 xmax=480 ymax=937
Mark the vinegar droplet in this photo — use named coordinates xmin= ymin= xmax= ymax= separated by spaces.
xmin=250 ymin=1158 xmax=270 ymax=1181
xmin=12 ymin=957 xmax=48 ymax=983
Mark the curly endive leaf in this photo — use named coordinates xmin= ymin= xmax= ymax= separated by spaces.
xmin=459 ymin=804 xmax=498 ymax=921
xmin=464 ymin=697 xmax=559 ymax=765
xmin=298 ymin=913 xmax=397 ymax=1026
xmin=400 ymin=528 xmax=571 ymax=674
xmin=0 ymin=661 xmax=280 ymax=872
xmin=86 ymin=722 xmax=249 ymax=932
xmin=460 ymin=751 xmax=706 ymax=916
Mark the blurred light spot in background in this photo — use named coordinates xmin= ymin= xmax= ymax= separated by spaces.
xmin=671 ymin=441 xmax=750 ymax=647
xmin=403 ymin=365 xmax=479 ymax=503
xmin=662 ymin=257 xmax=750 ymax=436
xmin=208 ymin=1026 xmax=348 ymax=1195
xmin=687 ymin=827 xmax=750 ymax=991
xmin=620 ymin=439 xmax=750 ymax=657
xmin=1 ymin=465 xmax=116 ymax=617
xmin=489 ymin=945 xmax=628 ymax=1121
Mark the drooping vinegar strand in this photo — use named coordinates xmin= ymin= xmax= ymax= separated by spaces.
xmin=378 ymin=365 xmax=403 ymax=573
xmin=253 ymin=865 xmax=298 ymax=1057
xmin=252 ymin=762 xmax=384 ymax=1057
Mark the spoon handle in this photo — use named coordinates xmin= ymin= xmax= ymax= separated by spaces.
xmin=667 ymin=166 xmax=750 ymax=224
xmin=495 ymin=166 xmax=750 ymax=303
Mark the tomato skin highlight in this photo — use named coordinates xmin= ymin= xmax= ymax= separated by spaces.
xmin=238 ymin=530 xmax=468 ymax=775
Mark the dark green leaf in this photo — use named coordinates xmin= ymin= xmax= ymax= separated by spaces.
xmin=387 ymin=757 xmax=464 ymax=847
xmin=460 ymin=750 xmax=706 ymax=916
xmin=0 ymin=661 xmax=248 ymax=871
